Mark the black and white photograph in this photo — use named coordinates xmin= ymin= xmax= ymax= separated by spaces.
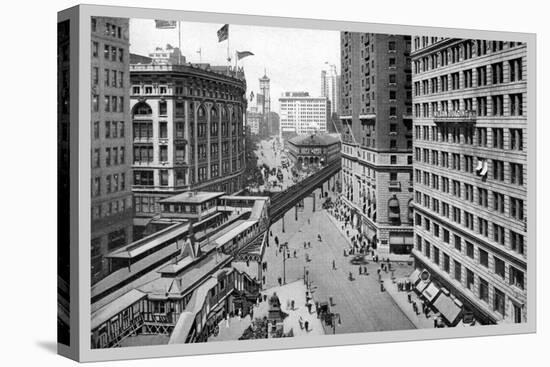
xmin=87 ymin=14 xmax=530 ymax=351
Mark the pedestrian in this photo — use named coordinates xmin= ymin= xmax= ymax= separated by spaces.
xmin=308 ymin=241 xmax=311 ymax=248
xmin=307 ymin=302 xmax=312 ymax=314
xmin=364 ymin=266 xmax=368 ymax=275
xmin=349 ymin=272 xmax=353 ymax=281
xmin=359 ymin=266 xmax=363 ymax=275
xmin=278 ymin=277 xmax=282 ymax=286
xmin=294 ymin=250 xmax=297 ymax=258
xmin=308 ymin=218 xmax=311 ymax=225
xmin=304 ymin=320 xmax=309 ymax=331
xmin=332 ymin=259 xmax=336 ymax=270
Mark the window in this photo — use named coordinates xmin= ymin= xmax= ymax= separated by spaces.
xmin=478 ymin=218 xmax=488 ymax=237
xmin=476 ymin=66 xmax=487 ymax=86
xmin=104 ymin=44 xmax=110 ymax=59
xmin=466 ymin=268 xmax=474 ymax=290
xmin=454 ymin=235 xmax=462 ymax=252
xmin=159 ymin=146 xmax=168 ymax=162
xmin=510 ymin=129 xmax=523 ymax=150
xmin=92 ymin=41 xmax=99 ymax=57
xmin=492 ymin=62 xmax=504 ymax=84
xmin=443 ymin=229 xmax=450 ymax=243
xmin=466 ymin=241 xmax=474 ymax=259
xmin=492 ymin=95 xmax=504 ymax=116
xmin=93 ymin=148 xmax=100 ymax=168
xmin=510 ymin=93 xmax=523 ymax=116
xmin=492 ymin=128 xmax=504 ymax=148
xmin=133 ymin=171 xmax=154 ymax=186
xmin=454 ymin=261 xmax=462 ymax=282
xmin=464 ymin=69 xmax=473 ymax=88
xmin=93 ymin=121 xmax=100 ymax=139
xmin=104 ymin=95 xmax=110 ymax=112
xmin=104 ymin=121 xmax=111 ymax=138
xmin=476 ymin=97 xmax=487 ymax=116
xmin=493 ymin=287 xmax=505 ymax=315
xmin=111 ymin=46 xmax=117 ymax=61
xmin=159 ymin=122 xmax=168 ymax=139
xmin=443 ymin=253 xmax=450 ymax=273
xmin=479 ymin=249 xmax=489 ymax=267
xmin=510 ymin=231 xmax=525 ymax=255
xmin=479 ymin=278 xmax=489 ymax=302
xmin=92 ymin=95 xmax=99 ymax=112
xmin=509 ymin=266 xmax=524 ymax=290
xmin=390 ymin=155 xmax=397 ymax=164
xmin=160 ymin=170 xmax=169 ymax=186
xmin=510 ymin=197 xmax=524 ymax=220
xmin=159 ymin=101 xmax=167 ymax=116
xmin=494 ymin=257 xmax=505 ymax=279
xmin=478 ymin=188 xmax=488 ymax=207
xmin=424 ymin=240 xmax=431 ymax=258
xmin=509 ymin=58 xmax=522 ymax=82
xmin=476 ymin=127 xmax=487 ymax=146
xmin=493 ymin=224 xmax=505 ymax=245
xmin=433 ymin=247 xmax=440 ymax=265
xmin=492 ymin=160 xmax=504 ymax=181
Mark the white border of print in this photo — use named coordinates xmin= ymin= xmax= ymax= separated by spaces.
xmin=73 ymin=4 xmax=536 ymax=362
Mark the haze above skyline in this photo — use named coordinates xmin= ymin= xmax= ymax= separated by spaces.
xmin=129 ymin=18 xmax=341 ymax=112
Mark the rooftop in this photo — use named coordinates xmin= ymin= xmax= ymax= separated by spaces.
xmin=159 ymin=191 xmax=225 ymax=204
xmin=287 ymin=134 xmax=340 ymax=146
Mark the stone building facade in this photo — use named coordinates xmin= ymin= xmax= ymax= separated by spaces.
xmin=129 ymin=62 xmax=247 ymax=221
xmin=90 ymin=17 xmax=134 ymax=284
xmin=339 ymin=32 xmax=414 ymax=254
xmin=411 ymin=36 xmax=527 ymax=324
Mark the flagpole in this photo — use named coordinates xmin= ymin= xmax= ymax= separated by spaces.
xmin=178 ymin=20 xmax=181 ymax=64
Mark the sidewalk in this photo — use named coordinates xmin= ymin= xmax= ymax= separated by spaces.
xmin=381 ymin=273 xmax=436 ymax=329
xmin=325 ymin=205 xmax=414 ymax=263
xmin=255 ymin=280 xmax=324 ymax=337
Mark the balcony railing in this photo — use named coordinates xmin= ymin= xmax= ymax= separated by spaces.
xmin=433 ymin=110 xmax=477 ymax=123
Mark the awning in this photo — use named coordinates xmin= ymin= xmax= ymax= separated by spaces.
xmin=389 ymin=234 xmax=413 ymax=245
xmin=415 ymin=279 xmax=430 ymax=293
xmin=433 ymin=292 xmax=462 ymax=325
xmin=422 ymin=282 xmax=441 ymax=303
xmin=408 ymin=269 xmax=421 ymax=286
xmin=365 ymin=227 xmax=376 ymax=242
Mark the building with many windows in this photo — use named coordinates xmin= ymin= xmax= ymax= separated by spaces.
xmin=339 ymin=32 xmax=414 ymax=254
xmin=90 ymin=17 xmax=134 ymax=284
xmin=129 ymin=59 xmax=247 ymax=225
xmin=321 ymin=63 xmax=340 ymax=116
xmin=411 ymin=36 xmax=527 ymax=324
xmin=287 ymin=133 xmax=341 ymax=168
xmin=279 ymin=92 xmax=328 ymax=139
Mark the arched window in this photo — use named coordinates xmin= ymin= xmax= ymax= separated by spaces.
xmin=132 ymin=101 xmax=152 ymax=116
xmin=408 ymin=199 xmax=414 ymax=221
xmin=388 ymin=195 xmax=400 ymax=224
xmin=210 ymin=108 xmax=218 ymax=136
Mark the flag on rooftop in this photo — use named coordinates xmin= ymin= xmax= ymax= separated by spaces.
xmin=237 ymin=50 xmax=254 ymax=60
xmin=217 ymin=24 xmax=229 ymax=42
xmin=155 ymin=20 xmax=177 ymax=29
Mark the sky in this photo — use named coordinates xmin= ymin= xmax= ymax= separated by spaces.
xmin=129 ymin=18 xmax=341 ymax=112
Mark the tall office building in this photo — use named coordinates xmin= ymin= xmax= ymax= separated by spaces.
xmin=259 ymin=72 xmax=271 ymax=114
xmin=411 ymin=37 xmax=527 ymax=324
xmin=90 ymin=17 xmax=134 ymax=284
xmin=339 ymin=33 xmax=414 ymax=255
xmin=279 ymin=92 xmax=328 ymax=138
xmin=321 ymin=64 xmax=340 ymax=115
xmin=129 ymin=56 xmax=247 ymax=225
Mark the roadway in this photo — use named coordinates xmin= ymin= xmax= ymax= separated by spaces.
xmin=263 ymin=188 xmax=415 ymax=334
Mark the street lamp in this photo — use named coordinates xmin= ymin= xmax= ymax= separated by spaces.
xmin=330 ymin=312 xmax=341 ymax=334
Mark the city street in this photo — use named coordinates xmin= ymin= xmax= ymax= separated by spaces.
xmin=264 ymin=188 xmax=415 ymax=334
